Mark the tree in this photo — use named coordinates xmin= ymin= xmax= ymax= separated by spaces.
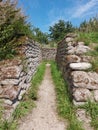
xmin=33 ymin=27 xmax=49 ymax=44
xmin=49 ymin=20 xmax=74 ymax=42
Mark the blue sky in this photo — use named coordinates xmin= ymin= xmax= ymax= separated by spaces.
xmin=18 ymin=0 xmax=98 ymax=32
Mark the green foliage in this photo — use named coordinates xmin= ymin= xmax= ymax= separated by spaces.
xmin=13 ymin=100 xmax=35 ymax=120
xmin=50 ymin=61 xmax=84 ymax=130
xmin=32 ymin=27 xmax=49 ymax=44
xmin=78 ymin=101 xmax=98 ymax=130
xmin=0 ymin=0 xmax=35 ymax=61
xmin=91 ymin=59 xmax=98 ymax=73
xmin=0 ymin=44 xmax=17 ymax=61
xmin=0 ymin=120 xmax=17 ymax=130
xmin=85 ymin=46 xmax=98 ymax=72
xmin=76 ymin=32 xmax=98 ymax=46
xmin=49 ymin=20 xmax=74 ymax=42
xmin=28 ymin=62 xmax=46 ymax=100
xmin=0 ymin=100 xmax=4 ymax=126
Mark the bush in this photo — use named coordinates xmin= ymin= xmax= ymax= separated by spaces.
xmin=0 ymin=0 xmax=34 ymax=60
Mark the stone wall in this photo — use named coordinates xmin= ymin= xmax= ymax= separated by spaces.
xmin=56 ymin=33 xmax=98 ymax=105
xmin=0 ymin=39 xmax=42 ymax=119
xmin=42 ymin=48 xmax=56 ymax=60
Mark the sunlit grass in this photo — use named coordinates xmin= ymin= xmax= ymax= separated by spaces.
xmin=50 ymin=61 xmax=84 ymax=130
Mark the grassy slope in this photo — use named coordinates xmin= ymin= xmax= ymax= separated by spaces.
xmin=77 ymin=32 xmax=98 ymax=73
xmin=76 ymin=32 xmax=98 ymax=46
xmin=78 ymin=101 xmax=98 ymax=130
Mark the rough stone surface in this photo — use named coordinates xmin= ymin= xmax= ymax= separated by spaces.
xmin=67 ymin=45 xmax=91 ymax=55
xmin=73 ymin=88 xmax=92 ymax=102
xmin=18 ymin=90 xmax=26 ymax=100
xmin=4 ymin=99 xmax=13 ymax=105
xmin=66 ymin=37 xmax=74 ymax=42
xmin=71 ymin=71 xmax=98 ymax=90
xmin=0 ymin=86 xmax=19 ymax=100
xmin=42 ymin=48 xmax=56 ymax=60
xmin=0 ymin=38 xmax=57 ymax=120
xmin=1 ymin=79 xmax=20 ymax=85
xmin=69 ymin=62 xmax=92 ymax=70
xmin=56 ymin=33 xmax=97 ymax=105
xmin=65 ymin=55 xmax=81 ymax=63
xmin=73 ymin=100 xmax=85 ymax=106
xmin=0 ymin=39 xmax=42 ymax=119
xmin=0 ymin=66 xmax=22 ymax=79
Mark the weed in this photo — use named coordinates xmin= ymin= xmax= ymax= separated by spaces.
xmin=78 ymin=101 xmax=98 ymax=130
xmin=13 ymin=100 xmax=35 ymax=120
xmin=28 ymin=62 xmax=46 ymax=100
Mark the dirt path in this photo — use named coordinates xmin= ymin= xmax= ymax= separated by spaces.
xmin=19 ymin=64 xmax=66 ymax=130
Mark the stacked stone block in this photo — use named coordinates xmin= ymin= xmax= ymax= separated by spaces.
xmin=42 ymin=48 xmax=56 ymax=60
xmin=0 ymin=39 xmax=42 ymax=119
xmin=56 ymin=33 xmax=98 ymax=105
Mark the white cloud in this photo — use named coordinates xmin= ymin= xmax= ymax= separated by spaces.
xmin=46 ymin=0 xmax=98 ymax=30
xmin=72 ymin=0 xmax=98 ymax=18
xmin=47 ymin=8 xmax=68 ymax=27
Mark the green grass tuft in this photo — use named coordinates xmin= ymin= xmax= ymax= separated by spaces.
xmin=28 ymin=62 xmax=46 ymax=100
xmin=78 ymin=101 xmax=98 ymax=130
xmin=76 ymin=32 xmax=98 ymax=46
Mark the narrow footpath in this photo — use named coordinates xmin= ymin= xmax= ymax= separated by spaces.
xmin=19 ymin=64 xmax=66 ymax=130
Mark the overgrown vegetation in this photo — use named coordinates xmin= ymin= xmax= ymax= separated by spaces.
xmin=84 ymin=45 xmax=98 ymax=72
xmin=0 ymin=0 xmax=34 ymax=60
xmin=88 ymin=51 xmax=98 ymax=73
xmin=76 ymin=32 xmax=98 ymax=46
xmin=78 ymin=101 xmax=98 ymax=130
xmin=0 ymin=0 xmax=49 ymax=61
xmin=50 ymin=61 xmax=84 ymax=130
xmin=0 ymin=62 xmax=46 ymax=130
xmin=76 ymin=17 xmax=98 ymax=46
xmin=49 ymin=20 xmax=74 ymax=42
xmin=28 ymin=62 xmax=46 ymax=100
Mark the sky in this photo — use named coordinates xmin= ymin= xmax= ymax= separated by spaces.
xmin=18 ymin=0 xmax=98 ymax=32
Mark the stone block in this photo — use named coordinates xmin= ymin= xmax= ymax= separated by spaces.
xmin=69 ymin=62 xmax=92 ymax=70
xmin=65 ymin=55 xmax=81 ymax=63
xmin=66 ymin=37 xmax=74 ymax=42
xmin=71 ymin=71 xmax=98 ymax=90
xmin=73 ymin=88 xmax=92 ymax=102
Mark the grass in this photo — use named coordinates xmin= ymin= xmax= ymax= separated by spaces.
xmin=78 ymin=101 xmax=98 ymax=130
xmin=76 ymin=32 xmax=98 ymax=46
xmin=0 ymin=62 xmax=46 ymax=130
xmin=28 ymin=62 xmax=46 ymax=100
xmin=85 ymin=47 xmax=98 ymax=72
xmin=50 ymin=61 xmax=84 ymax=130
